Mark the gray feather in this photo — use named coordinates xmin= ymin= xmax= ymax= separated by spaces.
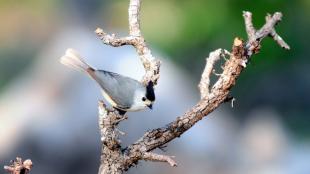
xmin=92 ymin=70 xmax=145 ymax=109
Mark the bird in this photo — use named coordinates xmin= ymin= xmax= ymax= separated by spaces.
xmin=60 ymin=48 xmax=155 ymax=114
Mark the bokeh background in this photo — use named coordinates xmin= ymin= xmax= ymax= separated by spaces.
xmin=0 ymin=0 xmax=309 ymax=174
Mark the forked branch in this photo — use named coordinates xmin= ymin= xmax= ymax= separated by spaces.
xmin=95 ymin=0 xmax=160 ymax=86
xmin=123 ymin=14 xmax=289 ymax=169
xmin=94 ymin=1 xmax=289 ymax=173
xmin=243 ymin=11 xmax=290 ymax=57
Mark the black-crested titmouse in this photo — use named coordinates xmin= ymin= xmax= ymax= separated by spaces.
xmin=60 ymin=49 xmax=155 ymax=114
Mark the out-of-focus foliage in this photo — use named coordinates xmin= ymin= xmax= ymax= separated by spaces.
xmin=0 ymin=1 xmax=57 ymax=90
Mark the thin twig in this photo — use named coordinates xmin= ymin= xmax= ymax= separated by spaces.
xmin=265 ymin=14 xmax=290 ymax=50
xmin=244 ymin=11 xmax=290 ymax=57
xmin=243 ymin=11 xmax=256 ymax=41
xmin=143 ymin=152 xmax=177 ymax=167
xmin=198 ymin=49 xmax=229 ymax=98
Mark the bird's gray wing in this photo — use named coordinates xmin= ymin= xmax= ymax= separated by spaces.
xmin=92 ymin=70 xmax=143 ymax=109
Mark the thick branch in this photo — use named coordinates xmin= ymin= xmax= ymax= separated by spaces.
xmin=98 ymin=101 xmax=127 ymax=174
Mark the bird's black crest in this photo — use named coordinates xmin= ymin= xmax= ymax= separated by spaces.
xmin=146 ymin=81 xmax=155 ymax=101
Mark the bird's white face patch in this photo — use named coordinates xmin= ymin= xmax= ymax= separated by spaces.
xmin=128 ymin=90 xmax=149 ymax=111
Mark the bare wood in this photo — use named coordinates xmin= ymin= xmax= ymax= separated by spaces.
xmin=265 ymin=14 xmax=290 ymax=50
xmin=98 ymin=101 xmax=127 ymax=174
xmin=122 ymin=12 xmax=288 ymax=171
xmin=128 ymin=0 xmax=141 ymax=37
xmin=142 ymin=152 xmax=177 ymax=167
xmin=95 ymin=0 xmax=160 ymax=86
xmin=95 ymin=28 xmax=136 ymax=47
xmin=244 ymin=11 xmax=290 ymax=57
xmin=95 ymin=1 xmax=162 ymax=172
xmin=243 ymin=11 xmax=256 ymax=42
xmin=4 ymin=157 xmax=32 ymax=174
xmin=123 ymin=38 xmax=246 ymax=169
xmin=198 ymin=49 xmax=230 ymax=98
xmin=93 ymin=0 xmax=289 ymax=173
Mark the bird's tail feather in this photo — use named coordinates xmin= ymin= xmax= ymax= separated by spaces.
xmin=60 ymin=48 xmax=91 ymax=72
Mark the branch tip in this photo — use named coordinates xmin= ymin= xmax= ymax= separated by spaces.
xmin=95 ymin=27 xmax=104 ymax=35
xmin=143 ymin=152 xmax=177 ymax=167
xmin=198 ymin=48 xmax=223 ymax=98
xmin=244 ymin=12 xmax=289 ymax=56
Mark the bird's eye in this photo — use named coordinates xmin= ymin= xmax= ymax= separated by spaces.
xmin=142 ymin=97 xmax=146 ymax=101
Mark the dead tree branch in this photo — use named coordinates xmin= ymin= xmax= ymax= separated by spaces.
xmin=94 ymin=0 xmax=162 ymax=173
xmin=142 ymin=152 xmax=177 ymax=167
xmin=198 ymin=49 xmax=230 ymax=98
xmin=93 ymin=1 xmax=289 ymax=173
xmin=243 ymin=11 xmax=290 ymax=57
xmin=95 ymin=0 xmax=160 ymax=86
xmin=121 ymin=11 xmax=289 ymax=171
xmin=4 ymin=157 xmax=33 ymax=174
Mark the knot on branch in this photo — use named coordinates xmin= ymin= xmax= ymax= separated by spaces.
xmin=4 ymin=157 xmax=33 ymax=174
xmin=231 ymin=38 xmax=247 ymax=68
xmin=232 ymin=37 xmax=245 ymax=58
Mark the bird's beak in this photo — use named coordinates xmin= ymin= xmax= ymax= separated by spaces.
xmin=147 ymin=104 xmax=153 ymax=110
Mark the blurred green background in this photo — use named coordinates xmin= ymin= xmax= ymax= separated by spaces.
xmin=0 ymin=0 xmax=309 ymax=174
